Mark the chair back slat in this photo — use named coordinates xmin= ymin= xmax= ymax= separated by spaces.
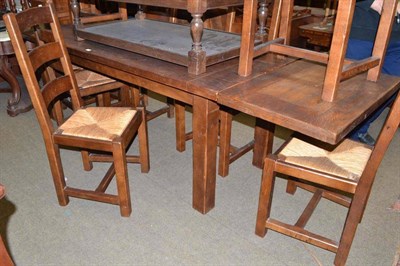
xmin=3 ymin=3 xmax=82 ymax=140
xmin=29 ymin=42 xmax=63 ymax=72
xmin=42 ymin=76 xmax=74 ymax=109
xmin=39 ymin=28 xmax=56 ymax=43
xmin=14 ymin=6 xmax=53 ymax=32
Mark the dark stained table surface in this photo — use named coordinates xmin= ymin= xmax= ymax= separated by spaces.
xmin=216 ymin=59 xmax=400 ymax=144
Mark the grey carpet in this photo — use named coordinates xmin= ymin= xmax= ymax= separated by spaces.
xmin=0 ymin=83 xmax=399 ymax=265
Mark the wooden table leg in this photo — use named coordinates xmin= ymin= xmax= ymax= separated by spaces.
xmin=192 ymin=96 xmax=219 ymax=214
xmin=252 ymin=118 xmax=275 ymax=169
xmin=0 ymin=55 xmax=32 ymax=117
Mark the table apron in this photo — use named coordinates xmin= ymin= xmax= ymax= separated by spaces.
xmin=69 ymin=54 xmax=194 ymax=105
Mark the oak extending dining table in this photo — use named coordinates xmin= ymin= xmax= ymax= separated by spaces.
xmin=62 ymin=25 xmax=400 ymax=214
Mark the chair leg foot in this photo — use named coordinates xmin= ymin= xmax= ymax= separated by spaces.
xmin=120 ymin=205 xmax=132 ymax=217
xmin=57 ymin=197 xmax=69 ymax=206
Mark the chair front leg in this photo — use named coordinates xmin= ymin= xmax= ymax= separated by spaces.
xmin=112 ymin=141 xmax=132 ymax=217
xmin=255 ymin=157 xmax=276 ymax=237
xmin=335 ymin=183 xmax=371 ymax=265
xmin=138 ymin=109 xmax=150 ymax=173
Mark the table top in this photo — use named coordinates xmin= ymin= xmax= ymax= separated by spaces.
xmin=63 ymin=26 xmax=284 ymax=101
xmin=63 ymin=26 xmax=400 ymax=145
xmin=218 ymin=60 xmax=400 ymax=144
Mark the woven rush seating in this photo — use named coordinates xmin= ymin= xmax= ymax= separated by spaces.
xmin=278 ymin=138 xmax=372 ymax=181
xmin=57 ymin=107 xmax=138 ymax=141
xmin=73 ymin=68 xmax=130 ymax=107
xmin=74 ymin=68 xmax=118 ymax=89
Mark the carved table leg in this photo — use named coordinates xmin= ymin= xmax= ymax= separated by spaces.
xmin=135 ymin=5 xmax=146 ymax=20
xmin=188 ymin=13 xmax=206 ymax=75
xmin=70 ymin=0 xmax=84 ymax=41
xmin=256 ymin=0 xmax=269 ymax=42
xmin=0 ymin=55 xmax=32 ymax=116
xmin=71 ymin=0 xmax=81 ymax=30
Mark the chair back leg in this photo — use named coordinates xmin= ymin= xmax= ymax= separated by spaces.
xmin=322 ymin=0 xmax=355 ymax=102
xmin=367 ymin=0 xmax=398 ymax=81
xmin=47 ymin=144 xmax=70 ymax=206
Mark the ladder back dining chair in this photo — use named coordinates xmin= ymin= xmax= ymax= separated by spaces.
xmin=221 ymin=0 xmax=398 ymax=182
xmin=3 ymin=2 xmax=150 ymax=217
xmin=255 ymin=92 xmax=400 ymax=265
xmin=239 ymin=0 xmax=398 ymax=102
xmin=30 ymin=0 xmax=132 ymax=109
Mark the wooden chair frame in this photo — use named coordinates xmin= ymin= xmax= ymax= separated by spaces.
xmin=239 ymin=0 xmax=398 ymax=102
xmin=29 ymin=0 xmax=132 ymax=108
xmin=255 ymin=92 xmax=400 ymax=265
xmin=4 ymin=2 xmax=149 ymax=216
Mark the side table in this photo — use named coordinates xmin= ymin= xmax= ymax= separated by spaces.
xmin=0 ymin=29 xmax=32 ymax=116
